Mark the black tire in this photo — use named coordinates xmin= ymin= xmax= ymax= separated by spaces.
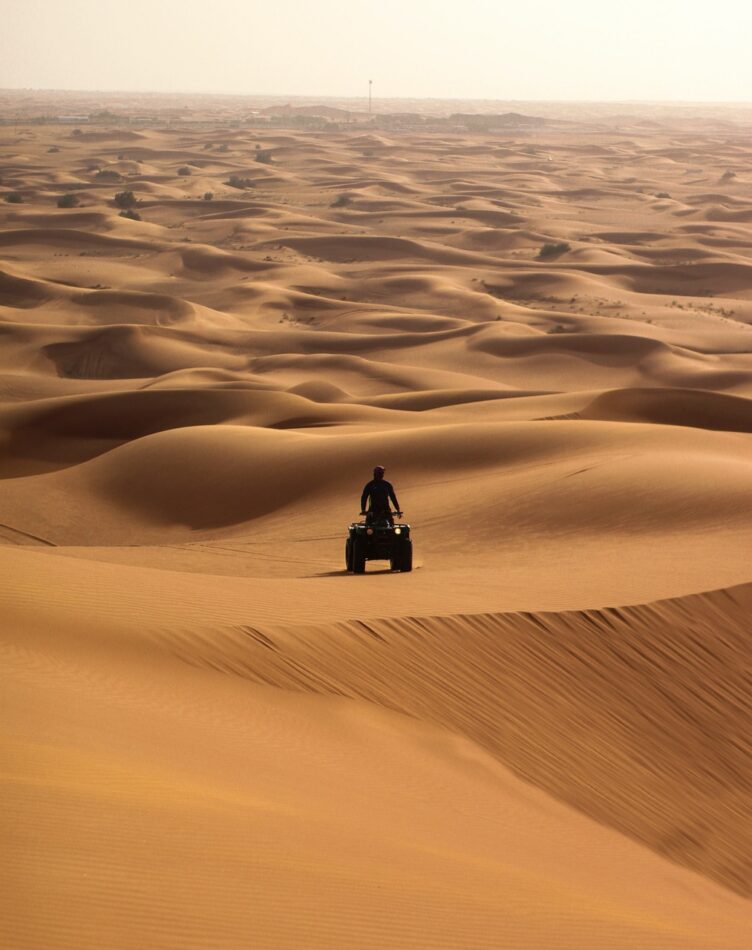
xmin=345 ymin=537 xmax=353 ymax=572
xmin=399 ymin=539 xmax=413 ymax=572
xmin=352 ymin=537 xmax=367 ymax=574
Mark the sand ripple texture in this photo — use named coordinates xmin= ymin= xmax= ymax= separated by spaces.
xmin=2 ymin=111 xmax=752 ymax=949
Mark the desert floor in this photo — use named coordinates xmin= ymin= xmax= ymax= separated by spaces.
xmin=2 ymin=108 xmax=752 ymax=948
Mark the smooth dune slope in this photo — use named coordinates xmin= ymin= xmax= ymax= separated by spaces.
xmin=3 ymin=575 xmax=752 ymax=949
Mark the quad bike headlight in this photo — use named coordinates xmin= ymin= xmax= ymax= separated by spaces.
xmin=394 ymin=528 xmax=401 ymax=534
xmin=366 ymin=528 xmax=374 ymax=535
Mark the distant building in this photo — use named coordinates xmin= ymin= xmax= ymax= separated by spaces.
xmin=57 ymin=115 xmax=90 ymax=123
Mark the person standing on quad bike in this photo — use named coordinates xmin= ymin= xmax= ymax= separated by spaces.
xmin=361 ymin=465 xmax=401 ymax=525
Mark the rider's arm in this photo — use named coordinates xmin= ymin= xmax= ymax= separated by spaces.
xmin=388 ymin=484 xmax=400 ymax=511
xmin=360 ymin=482 xmax=371 ymax=512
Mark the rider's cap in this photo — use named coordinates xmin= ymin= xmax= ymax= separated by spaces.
xmin=373 ymin=465 xmax=385 ymax=476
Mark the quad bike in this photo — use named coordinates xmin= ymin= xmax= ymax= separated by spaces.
xmin=345 ymin=511 xmax=413 ymax=574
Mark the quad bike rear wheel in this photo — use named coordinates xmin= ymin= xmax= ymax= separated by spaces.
xmin=352 ymin=537 xmax=367 ymax=574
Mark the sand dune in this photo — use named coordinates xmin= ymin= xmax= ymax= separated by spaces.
xmin=578 ymin=387 xmax=752 ymax=431
xmin=2 ymin=104 xmax=752 ymax=948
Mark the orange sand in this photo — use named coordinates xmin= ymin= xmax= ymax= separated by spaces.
xmin=2 ymin=99 xmax=752 ymax=948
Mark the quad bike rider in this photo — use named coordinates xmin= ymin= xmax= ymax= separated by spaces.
xmin=360 ymin=465 xmax=401 ymax=525
xmin=346 ymin=466 xmax=413 ymax=573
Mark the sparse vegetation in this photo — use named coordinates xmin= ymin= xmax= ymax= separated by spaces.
xmin=113 ymin=190 xmax=137 ymax=209
xmin=720 ymin=170 xmax=736 ymax=182
xmin=538 ymin=241 xmax=571 ymax=260
xmin=48 ymin=146 xmax=60 ymax=153
xmin=255 ymin=149 xmax=273 ymax=164
xmin=331 ymin=193 xmax=352 ymax=208
xmin=656 ymin=192 xmax=671 ymax=199
xmin=217 ymin=143 xmax=230 ymax=153
xmin=95 ymin=169 xmax=122 ymax=182
xmin=177 ymin=166 xmax=191 ymax=176
xmin=202 ymin=192 xmax=214 ymax=201
xmin=225 ymin=175 xmax=254 ymax=190
xmin=119 ymin=208 xmax=141 ymax=221
xmin=4 ymin=192 xmax=23 ymax=204
xmin=57 ymin=193 xmax=80 ymax=208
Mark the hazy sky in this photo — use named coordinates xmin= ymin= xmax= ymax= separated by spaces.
xmin=3 ymin=0 xmax=752 ymax=101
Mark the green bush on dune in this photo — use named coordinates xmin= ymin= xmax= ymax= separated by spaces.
xmin=4 ymin=192 xmax=23 ymax=204
xmin=538 ymin=241 xmax=571 ymax=260
xmin=57 ymin=193 xmax=80 ymax=208
xmin=95 ymin=169 xmax=123 ymax=182
xmin=119 ymin=208 xmax=141 ymax=221
xmin=178 ymin=166 xmax=191 ymax=176
xmin=113 ymin=190 xmax=137 ymax=209
xmin=225 ymin=175 xmax=254 ymax=190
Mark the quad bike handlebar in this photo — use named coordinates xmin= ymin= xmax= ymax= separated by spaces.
xmin=359 ymin=510 xmax=403 ymax=518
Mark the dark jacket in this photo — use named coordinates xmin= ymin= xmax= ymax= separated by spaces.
xmin=361 ymin=478 xmax=399 ymax=512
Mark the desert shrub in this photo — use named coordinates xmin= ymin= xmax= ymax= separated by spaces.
xmin=57 ymin=193 xmax=80 ymax=208
xmin=4 ymin=192 xmax=23 ymax=204
xmin=72 ymin=128 xmax=83 ymax=136
xmin=119 ymin=208 xmax=141 ymax=221
xmin=113 ymin=190 xmax=137 ymax=209
xmin=254 ymin=149 xmax=273 ymax=164
xmin=203 ymin=192 xmax=214 ymax=201
xmin=537 ymin=241 xmax=571 ymax=259
xmin=117 ymin=153 xmax=125 ymax=160
xmin=331 ymin=193 xmax=352 ymax=208
xmin=217 ymin=143 xmax=230 ymax=153
xmin=48 ymin=146 xmax=60 ymax=153
xmin=720 ymin=170 xmax=736 ymax=182
xmin=177 ymin=166 xmax=191 ymax=176
xmin=656 ymin=192 xmax=671 ymax=199
xmin=225 ymin=175 xmax=254 ymax=189
xmin=95 ymin=168 xmax=122 ymax=182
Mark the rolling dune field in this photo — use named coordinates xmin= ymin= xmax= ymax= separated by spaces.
xmin=2 ymin=103 xmax=752 ymax=948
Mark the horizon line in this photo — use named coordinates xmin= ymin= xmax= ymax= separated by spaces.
xmin=2 ymin=87 xmax=752 ymax=107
